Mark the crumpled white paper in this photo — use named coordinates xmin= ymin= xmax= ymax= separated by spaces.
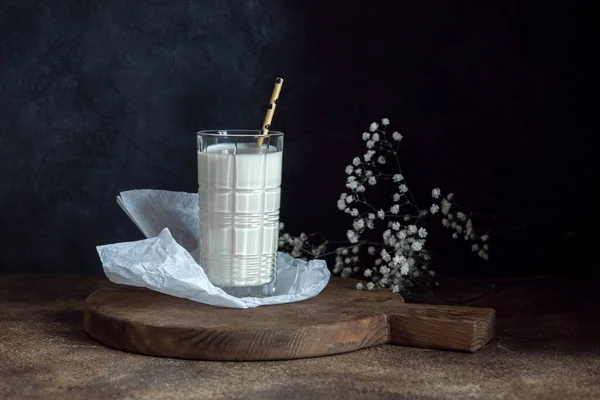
xmin=96 ymin=189 xmax=330 ymax=308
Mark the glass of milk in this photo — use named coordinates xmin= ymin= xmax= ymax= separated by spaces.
xmin=196 ymin=130 xmax=284 ymax=297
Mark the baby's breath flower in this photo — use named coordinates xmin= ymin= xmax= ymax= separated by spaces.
xmin=362 ymin=132 xmax=370 ymax=141
xmin=279 ymin=222 xmax=285 ymax=230
xmin=337 ymin=199 xmax=346 ymax=210
xmin=483 ymin=244 xmax=489 ymax=250
xmin=364 ymin=149 xmax=376 ymax=162
xmin=392 ymin=284 xmax=400 ymax=293
xmin=356 ymin=185 xmax=366 ymax=193
xmin=353 ymin=219 xmax=365 ymax=230
xmin=364 ymin=269 xmax=372 ymax=277
xmin=397 ymin=230 xmax=407 ymax=240
xmin=352 ymin=246 xmax=360 ymax=254
xmin=382 ymin=229 xmax=392 ymax=240
xmin=393 ymin=174 xmax=404 ymax=182
xmin=355 ymin=168 xmax=362 ymax=175
xmin=374 ymin=258 xmax=383 ymax=266
xmin=346 ymin=230 xmax=358 ymax=243
xmin=430 ymin=204 xmax=440 ymax=214
xmin=381 ymin=249 xmax=391 ymax=262
xmin=377 ymin=209 xmax=385 ymax=219
xmin=372 ymin=133 xmax=380 ymax=142
xmin=399 ymin=184 xmax=408 ymax=193
xmin=393 ymin=193 xmax=401 ymax=202
xmin=447 ymin=213 xmax=454 ymax=220
xmin=457 ymin=212 xmax=466 ymax=221
xmin=447 ymin=192 xmax=455 ymax=200
xmin=365 ymin=170 xmax=373 ymax=177
xmin=408 ymin=225 xmax=417 ymax=234
xmin=390 ymin=204 xmax=400 ymax=214
xmin=472 ymin=244 xmax=479 ymax=252
xmin=368 ymin=176 xmax=377 ymax=185
xmin=381 ymin=118 xmax=390 ymax=125
xmin=391 ymin=221 xmax=401 ymax=231
xmin=411 ymin=241 xmax=423 ymax=251
xmin=432 ymin=188 xmax=441 ymax=199
xmin=350 ymin=208 xmax=359 ymax=217
xmin=481 ymin=234 xmax=489 ymax=242
xmin=366 ymin=220 xmax=375 ymax=229
xmin=418 ymin=227 xmax=428 ymax=238
xmin=345 ymin=195 xmax=354 ymax=203
xmin=380 ymin=266 xmax=390 ymax=275
xmin=342 ymin=248 xmax=349 ymax=256
xmin=366 ymin=282 xmax=375 ymax=291
xmin=345 ymin=165 xmax=353 ymax=175
xmin=352 ymin=157 xmax=361 ymax=166
xmin=346 ymin=180 xmax=358 ymax=190
xmin=368 ymin=246 xmax=376 ymax=255
xmin=452 ymin=232 xmax=459 ymax=239
xmin=368 ymin=213 xmax=376 ymax=220
xmin=344 ymin=257 xmax=351 ymax=264
xmin=356 ymin=282 xmax=364 ymax=290
xmin=450 ymin=221 xmax=457 ymax=229
xmin=456 ymin=225 xmax=463 ymax=233
xmin=392 ymin=131 xmax=403 ymax=141
xmin=441 ymin=199 xmax=451 ymax=215
xmin=400 ymin=264 xmax=410 ymax=275
xmin=366 ymin=140 xmax=375 ymax=149
xmin=369 ymin=122 xmax=379 ymax=132
xmin=441 ymin=218 xmax=449 ymax=227
xmin=377 ymin=155 xmax=386 ymax=164
xmin=393 ymin=254 xmax=406 ymax=265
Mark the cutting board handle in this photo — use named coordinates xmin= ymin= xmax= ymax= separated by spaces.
xmin=385 ymin=304 xmax=496 ymax=352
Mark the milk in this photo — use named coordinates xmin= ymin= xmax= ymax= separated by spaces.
xmin=197 ymin=143 xmax=282 ymax=288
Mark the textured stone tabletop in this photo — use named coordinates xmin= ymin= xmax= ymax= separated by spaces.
xmin=1 ymin=274 xmax=599 ymax=400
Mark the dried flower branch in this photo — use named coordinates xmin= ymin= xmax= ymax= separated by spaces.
xmin=278 ymin=118 xmax=496 ymax=292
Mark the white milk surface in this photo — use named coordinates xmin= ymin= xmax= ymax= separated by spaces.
xmin=197 ymin=143 xmax=282 ymax=287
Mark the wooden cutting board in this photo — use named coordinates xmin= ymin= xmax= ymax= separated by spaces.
xmin=83 ymin=277 xmax=495 ymax=361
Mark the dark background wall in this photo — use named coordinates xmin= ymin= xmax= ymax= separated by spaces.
xmin=0 ymin=1 xmax=592 ymax=276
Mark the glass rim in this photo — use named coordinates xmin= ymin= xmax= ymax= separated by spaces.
xmin=197 ymin=129 xmax=284 ymax=138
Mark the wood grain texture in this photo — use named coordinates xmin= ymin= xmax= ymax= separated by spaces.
xmin=83 ymin=277 xmax=495 ymax=360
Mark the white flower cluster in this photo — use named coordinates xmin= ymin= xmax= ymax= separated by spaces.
xmin=333 ymin=118 xmax=440 ymax=291
xmin=278 ymin=118 xmax=494 ymax=293
xmin=277 ymin=223 xmax=325 ymax=259
xmin=332 ymin=245 xmax=361 ymax=277
xmin=432 ymin=191 xmax=491 ymax=260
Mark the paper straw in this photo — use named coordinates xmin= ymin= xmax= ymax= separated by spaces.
xmin=258 ymin=77 xmax=283 ymax=146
